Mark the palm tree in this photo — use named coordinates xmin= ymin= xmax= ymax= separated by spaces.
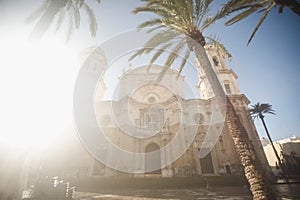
xmin=131 ymin=0 xmax=274 ymax=199
xmin=221 ymin=0 xmax=300 ymax=45
xmin=27 ymin=0 xmax=100 ymax=40
xmin=248 ymin=103 xmax=283 ymax=169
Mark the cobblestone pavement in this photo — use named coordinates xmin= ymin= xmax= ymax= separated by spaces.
xmin=74 ymin=187 xmax=252 ymax=200
xmin=74 ymin=184 xmax=300 ymax=200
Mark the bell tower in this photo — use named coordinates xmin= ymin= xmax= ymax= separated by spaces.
xmin=79 ymin=46 xmax=107 ymax=101
xmin=196 ymin=44 xmax=273 ymax=177
xmin=197 ymin=44 xmax=240 ymax=99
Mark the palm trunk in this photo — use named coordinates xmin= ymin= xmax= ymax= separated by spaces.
xmin=260 ymin=115 xmax=281 ymax=165
xmin=30 ymin=0 xmax=68 ymax=40
xmin=193 ymin=44 xmax=275 ymax=199
xmin=259 ymin=115 xmax=289 ymax=182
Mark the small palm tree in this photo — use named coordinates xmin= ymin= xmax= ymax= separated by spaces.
xmin=27 ymin=0 xmax=100 ymax=40
xmin=131 ymin=0 xmax=274 ymax=199
xmin=249 ymin=103 xmax=290 ymax=182
xmin=248 ymin=103 xmax=281 ymax=166
xmin=221 ymin=0 xmax=300 ymax=45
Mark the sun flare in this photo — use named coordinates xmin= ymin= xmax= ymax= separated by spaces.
xmin=0 ymin=35 xmax=79 ymax=149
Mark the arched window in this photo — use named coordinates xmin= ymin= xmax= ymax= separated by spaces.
xmin=224 ymin=80 xmax=231 ymax=94
xmin=212 ymin=56 xmax=219 ymax=66
xmin=224 ymin=83 xmax=231 ymax=94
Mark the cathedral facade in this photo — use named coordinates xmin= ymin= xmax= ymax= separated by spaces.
xmin=71 ymin=45 xmax=269 ymax=178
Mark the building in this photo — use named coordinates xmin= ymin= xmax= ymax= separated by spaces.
xmin=261 ymin=137 xmax=270 ymax=147
xmin=61 ymin=44 xmax=270 ymax=179
xmin=262 ymin=135 xmax=300 ymax=167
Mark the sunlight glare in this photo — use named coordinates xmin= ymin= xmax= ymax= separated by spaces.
xmin=0 ymin=35 xmax=79 ymax=149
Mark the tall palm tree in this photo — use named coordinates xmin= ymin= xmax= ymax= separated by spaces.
xmin=221 ymin=0 xmax=300 ymax=45
xmin=27 ymin=0 xmax=100 ymax=40
xmin=131 ymin=0 xmax=274 ymax=199
xmin=248 ymin=103 xmax=281 ymax=167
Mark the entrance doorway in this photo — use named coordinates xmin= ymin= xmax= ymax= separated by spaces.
xmin=225 ymin=165 xmax=231 ymax=174
xmin=145 ymin=143 xmax=161 ymax=174
xmin=200 ymin=150 xmax=214 ymax=174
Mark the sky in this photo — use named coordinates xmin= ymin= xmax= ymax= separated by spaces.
xmin=0 ymin=0 xmax=299 ymax=149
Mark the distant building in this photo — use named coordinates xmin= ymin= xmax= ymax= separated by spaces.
xmin=260 ymin=137 xmax=270 ymax=147
xmin=262 ymin=135 xmax=300 ymax=167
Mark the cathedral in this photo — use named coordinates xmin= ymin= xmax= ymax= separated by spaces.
xmin=67 ymin=44 xmax=270 ymax=178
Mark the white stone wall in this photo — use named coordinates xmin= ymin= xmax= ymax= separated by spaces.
xmin=75 ymin=45 xmax=269 ymax=178
xmin=90 ymin=64 xmax=246 ymax=177
xmin=118 ymin=65 xmax=185 ymax=100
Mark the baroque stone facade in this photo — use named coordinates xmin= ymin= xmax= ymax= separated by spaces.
xmin=70 ymin=45 xmax=270 ymax=178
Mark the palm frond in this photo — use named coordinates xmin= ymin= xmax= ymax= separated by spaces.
xmin=221 ymin=0 xmax=258 ymax=14
xmin=157 ymin=39 xmax=186 ymax=81
xmin=145 ymin=0 xmax=173 ymax=8
xmin=79 ymin=0 xmax=85 ymax=8
xmin=128 ymin=48 xmax=150 ymax=61
xmin=249 ymin=102 xmax=275 ymax=119
xmin=146 ymin=25 xmax=166 ymax=33
xmin=55 ymin=8 xmax=67 ymax=31
xmin=220 ymin=0 xmax=279 ymax=45
xmin=165 ymin=39 xmax=186 ymax=67
xmin=201 ymin=0 xmax=244 ymax=31
xmin=264 ymin=110 xmax=275 ymax=115
xmin=196 ymin=0 xmax=213 ymax=27
xmin=205 ymin=36 xmax=232 ymax=59
xmin=66 ymin=0 xmax=73 ymax=11
xmin=133 ymin=2 xmax=190 ymax=33
xmin=247 ymin=3 xmax=275 ymax=45
xmin=26 ymin=0 xmax=50 ymax=23
xmin=143 ymin=29 xmax=181 ymax=54
xmin=177 ymin=49 xmax=191 ymax=76
xmin=194 ymin=0 xmax=201 ymax=19
xmin=200 ymin=15 xmax=213 ymax=31
xmin=66 ymin=9 xmax=75 ymax=42
xmin=225 ymin=5 xmax=261 ymax=26
xmin=137 ymin=19 xmax=163 ymax=30
xmin=132 ymin=0 xmax=230 ymax=81
xmin=157 ymin=66 xmax=171 ymax=82
xmin=177 ymin=0 xmax=194 ymax=27
xmin=147 ymin=43 xmax=173 ymax=70
xmin=132 ymin=6 xmax=170 ymax=17
xmin=128 ymin=30 xmax=180 ymax=62
xmin=71 ymin=3 xmax=81 ymax=29
xmin=83 ymin=2 xmax=97 ymax=37
xmin=28 ymin=0 xmax=99 ymax=40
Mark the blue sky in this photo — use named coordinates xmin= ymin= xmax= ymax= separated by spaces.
xmin=0 ymin=0 xmax=299 ymax=146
